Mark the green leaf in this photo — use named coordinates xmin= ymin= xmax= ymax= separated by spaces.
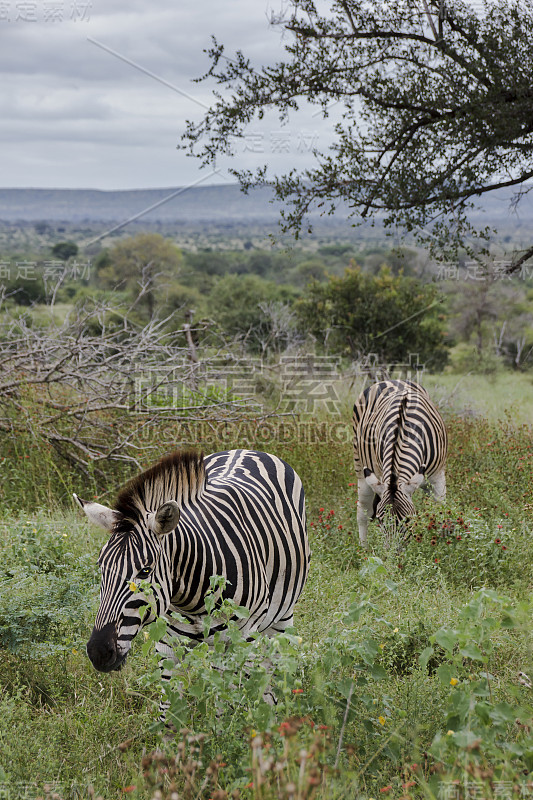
xmin=436 ymin=664 xmax=454 ymax=687
xmin=489 ymin=702 xmax=517 ymax=725
xmin=459 ymin=643 xmax=485 ymax=661
xmin=433 ymin=628 xmax=458 ymax=653
xmin=419 ymin=646 xmax=434 ymax=672
xmin=358 ymin=637 xmax=380 ymax=665
xmin=370 ymin=664 xmax=388 ymax=680
xmin=148 ymin=616 xmax=167 ymax=642
xmin=337 ymin=678 xmax=354 ymax=699
xmin=501 ymin=614 xmax=516 ymax=629
xmin=344 ymin=600 xmax=373 ymax=623
xmin=474 ymin=701 xmax=491 ymax=724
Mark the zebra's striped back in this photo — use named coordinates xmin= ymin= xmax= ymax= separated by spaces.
xmin=352 ymin=380 xmax=447 ymax=546
xmin=80 ymin=449 xmax=310 ymax=675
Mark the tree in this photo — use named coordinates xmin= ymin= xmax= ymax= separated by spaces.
xmin=183 ymin=0 xmax=533 ymax=268
xmin=208 ymin=274 xmax=298 ymax=353
xmin=296 ymin=266 xmax=449 ymax=368
xmin=94 ymin=233 xmax=182 ymax=319
xmin=446 ymin=271 xmax=533 ymax=370
xmin=51 ymin=241 xmax=78 ymax=261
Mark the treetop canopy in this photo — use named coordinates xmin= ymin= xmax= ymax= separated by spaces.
xmin=182 ymin=0 xmax=533 ymax=267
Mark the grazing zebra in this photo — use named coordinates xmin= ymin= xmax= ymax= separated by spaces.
xmin=352 ymin=379 xmax=447 ymax=548
xmin=74 ymin=449 xmax=310 ymax=712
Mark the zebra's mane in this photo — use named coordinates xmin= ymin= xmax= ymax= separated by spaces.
xmin=115 ymin=450 xmax=206 ymax=520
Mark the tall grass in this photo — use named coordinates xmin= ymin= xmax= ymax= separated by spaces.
xmin=0 ymin=407 xmax=532 ymax=799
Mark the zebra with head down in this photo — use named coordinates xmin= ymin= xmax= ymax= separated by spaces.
xmin=352 ymin=379 xmax=447 ymax=548
xmin=75 ymin=448 xmax=310 ymax=713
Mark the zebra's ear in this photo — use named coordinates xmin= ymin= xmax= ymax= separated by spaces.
xmin=73 ymin=494 xmax=120 ymax=532
xmin=401 ymin=473 xmax=426 ymax=496
xmin=147 ymin=500 xmax=180 ymax=537
xmin=363 ymin=469 xmax=386 ymax=497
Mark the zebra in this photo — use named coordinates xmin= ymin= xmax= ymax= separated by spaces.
xmin=352 ymin=379 xmax=447 ymax=548
xmin=74 ymin=448 xmax=310 ymax=714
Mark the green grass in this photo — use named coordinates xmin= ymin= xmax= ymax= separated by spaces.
xmin=424 ymin=370 xmax=533 ymax=423
xmin=0 ymin=405 xmax=532 ymax=799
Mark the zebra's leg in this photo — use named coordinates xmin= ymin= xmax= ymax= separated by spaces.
xmin=264 ymin=613 xmax=294 ymax=636
xmin=357 ymin=478 xmax=376 ymax=549
xmin=155 ymin=639 xmax=180 ymax=727
xmin=427 ymin=469 xmax=446 ymax=503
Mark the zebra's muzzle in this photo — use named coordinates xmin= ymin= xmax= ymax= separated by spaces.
xmin=86 ymin=622 xmax=127 ymax=673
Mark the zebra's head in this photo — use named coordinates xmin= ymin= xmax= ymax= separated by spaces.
xmin=75 ymin=494 xmax=180 ymax=673
xmin=364 ymin=468 xmax=425 ymax=525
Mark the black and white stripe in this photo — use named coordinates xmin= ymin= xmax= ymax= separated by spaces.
xmin=352 ymin=379 xmax=447 ymax=548
xmin=75 ymin=449 xmax=310 ymax=699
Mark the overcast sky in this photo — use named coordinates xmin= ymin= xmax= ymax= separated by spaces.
xmin=0 ymin=0 xmax=337 ymax=190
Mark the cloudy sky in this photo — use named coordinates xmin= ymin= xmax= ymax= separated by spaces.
xmin=1 ymin=0 xmax=336 ymax=190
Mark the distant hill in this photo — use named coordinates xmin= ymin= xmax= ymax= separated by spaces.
xmin=0 ymin=185 xmax=285 ymax=224
xmin=0 ymin=184 xmax=531 ymax=235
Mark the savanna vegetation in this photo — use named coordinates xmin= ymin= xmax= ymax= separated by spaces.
xmin=0 ymin=402 xmax=532 ymax=800
xmin=3 ymin=0 xmax=533 ymax=795
xmin=4 ymin=229 xmax=533 ymax=371
xmin=0 ymin=227 xmax=532 ymax=800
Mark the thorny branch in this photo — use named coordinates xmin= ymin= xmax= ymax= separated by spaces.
xmin=0 ymin=299 xmax=267 ymax=477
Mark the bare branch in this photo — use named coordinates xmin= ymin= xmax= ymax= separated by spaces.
xmin=0 ymin=297 xmax=274 ymax=476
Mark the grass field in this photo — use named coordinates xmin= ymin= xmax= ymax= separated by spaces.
xmin=0 ymin=398 xmax=532 ymax=799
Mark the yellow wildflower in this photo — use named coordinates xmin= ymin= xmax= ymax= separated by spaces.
xmin=379 ymin=643 xmax=385 ymax=649
xmin=129 ymin=581 xmax=138 ymax=592
xmin=450 ymin=678 xmax=459 ymax=686
xmin=378 ymin=716 xmax=386 ymax=726
xmin=393 ymin=627 xmax=399 ymax=633
xmin=447 ymin=730 xmax=454 ymax=736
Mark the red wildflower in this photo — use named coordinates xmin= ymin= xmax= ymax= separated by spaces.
xmin=494 ymin=538 xmax=501 ymax=544
xmin=292 ymin=688 xmax=304 ymax=694
xmin=121 ymin=788 xmax=136 ymax=794
xmin=380 ymin=786 xmax=392 ymax=793
xmin=502 ymin=546 xmax=507 ymax=551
